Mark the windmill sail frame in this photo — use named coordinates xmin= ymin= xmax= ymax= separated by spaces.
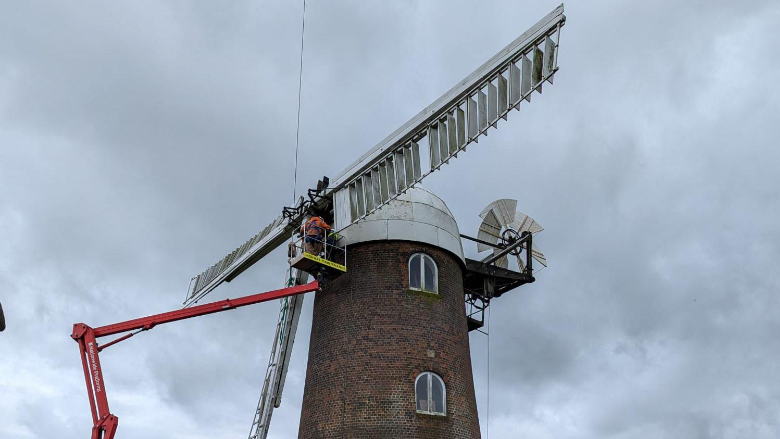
xmin=331 ymin=4 xmax=565 ymax=229
xmin=184 ymin=4 xmax=564 ymax=308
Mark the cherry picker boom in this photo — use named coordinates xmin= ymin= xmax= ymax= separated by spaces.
xmin=70 ymin=281 xmax=319 ymax=439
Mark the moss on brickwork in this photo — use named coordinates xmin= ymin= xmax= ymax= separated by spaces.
xmin=406 ymin=288 xmax=442 ymax=303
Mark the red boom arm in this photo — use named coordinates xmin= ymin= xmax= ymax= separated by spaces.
xmin=70 ymin=281 xmax=319 ymax=439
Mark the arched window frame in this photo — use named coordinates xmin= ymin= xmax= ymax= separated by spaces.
xmin=415 ymin=371 xmax=446 ymax=416
xmin=408 ymin=253 xmax=438 ymax=293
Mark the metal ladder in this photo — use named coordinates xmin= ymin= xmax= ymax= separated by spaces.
xmin=248 ymin=269 xmax=308 ymax=439
xmin=247 ymin=298 xmax=285 ymax=439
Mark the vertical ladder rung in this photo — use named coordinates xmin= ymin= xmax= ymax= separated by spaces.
xmin=533 ymin=47 xmax=544 ymax=93
xmin=349 ymin=183 xmax=358 ymax=219
xmin=468 ymin=95 xmax=478 ymax=140
xmin=497 ymin=73 xmax=508 ymax=120
xmin=362 ymin=174 xmax=374 ymax=212
xmin=378 ymin=163 xmax=389 ymax=202
xmin=355 ymin=178 xmax=365 ymax=217
xmin=410 ymin=141 xmax=422 ymax=180
xmin=509 ymin=62 xmax=521 ymax=106
xmin=488 ymin=81 xmax=498 ymax=126
xmin=477 ymin=89 xmax=487 ymax=131
xmin=386 ymin=157 xmax=398 ymax=197
xmin=371 ymin=167 xmax=382 ymax=205
xmin=456 ymin=107 xmax=466 ymax=148
xmin=447 ymin=113 xmax=458 ymax=156
xmin=521 ymin=55 xmax=532 ymax=102
xmin=394 ymin=150 xmax=407 ymax=191
xmin=437 ymin=119 xmax=448 ymax=163
xmin=543 ymin=35 xmax=556 ymax=84
xmin=428 ymin=125 xmax=440 ymax=169
xmin=403 ymin=146 xmax=414 ymax=187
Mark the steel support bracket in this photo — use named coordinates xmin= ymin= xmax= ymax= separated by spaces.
xmin=92 ymin=415 xmax=119 ymax=439
xmin=72 ymin=323 xmax=89 ymax=340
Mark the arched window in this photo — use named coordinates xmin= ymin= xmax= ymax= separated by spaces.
xmin=409 ymin=253 xmax=437 ymax=293
xmin=415 ymin=372 xmax=446 ymax=415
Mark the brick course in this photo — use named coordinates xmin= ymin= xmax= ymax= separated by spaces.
xmin=298 ymin=241 xmax=481 ymax=438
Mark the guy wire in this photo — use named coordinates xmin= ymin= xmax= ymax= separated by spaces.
xmin=487 ymin=304 xmax=491 ymax=439
xmin=291 ymin=0 xmax=307 ymax=204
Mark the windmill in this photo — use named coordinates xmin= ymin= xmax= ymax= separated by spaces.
xmin=69 ymin=5 xmax=566 ymax=439
xmin=177 ymin=6 xmax=566 ymax=438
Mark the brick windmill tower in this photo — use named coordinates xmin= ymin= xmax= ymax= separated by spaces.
xmin=297 ymin=189 xmax=546 ymax=438
xmin=299 ymin=187 xmax=481 ymax=437
xmin=180 ymin=6 xmax=566 ymax=439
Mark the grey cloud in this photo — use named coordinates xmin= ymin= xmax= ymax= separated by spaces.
xmin=1 ymin=1 xmax=779 ymax=438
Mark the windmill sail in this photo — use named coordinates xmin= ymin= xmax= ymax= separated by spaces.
xmin=185 ymin=215 xmax=292 ymax=306
xmin=331 ymin=5 xmax=565 ymax=229
xmin=185 ymin=4 xmax=564 ymax=307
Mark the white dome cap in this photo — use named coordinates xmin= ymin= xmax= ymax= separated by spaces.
xmin=338 ymin=187 xmax=464 ymax=263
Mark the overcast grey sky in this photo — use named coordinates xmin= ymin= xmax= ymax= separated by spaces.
xmin=1 ymin=1 xmax=779 ymax=438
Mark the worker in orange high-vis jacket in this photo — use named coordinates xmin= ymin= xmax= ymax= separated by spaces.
xmin=301 ymin=216 xmax=331 ymax=255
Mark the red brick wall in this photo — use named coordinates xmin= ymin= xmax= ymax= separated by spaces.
xmin=298 ymin=240 xmax=481 ymax=438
